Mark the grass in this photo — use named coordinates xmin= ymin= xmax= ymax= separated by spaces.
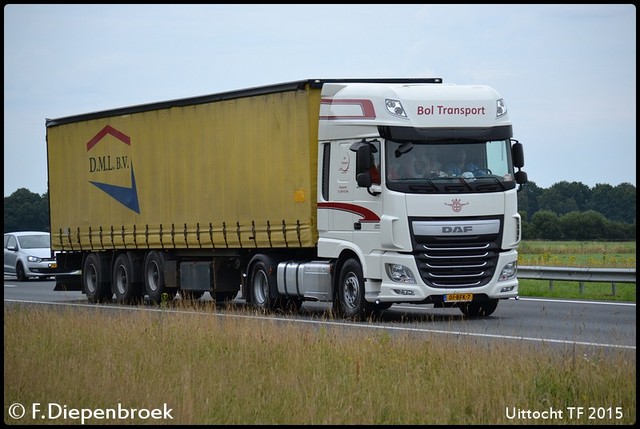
xmin=517 ymin=240 xmax=636 ymax=302
xmin=518 ymin=280 xmax=635 ymax=302
xmin=4 ymin=305 xmax=636 ymax=425
xmin=518 ymin=240 xmax=636 ymax=268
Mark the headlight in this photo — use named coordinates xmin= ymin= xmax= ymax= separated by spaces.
xmin=385 ymin=263 xmax=416 ymax=284
xmin=496 ymin=98 xmax=507 ymax=117
xmin=385 ymin=99 xmax=407 ymax=118
xmin=498 ymin=261 xmax=517 ymax=281
xmin=27 ymin=255 xmax=43 ymax=263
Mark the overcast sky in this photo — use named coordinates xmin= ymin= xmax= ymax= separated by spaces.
xmin=4 ymin=4 xmax=636 ymax=197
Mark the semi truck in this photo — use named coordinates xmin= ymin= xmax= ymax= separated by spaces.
xmin=46 ymin=78 xmax=528 ymax=320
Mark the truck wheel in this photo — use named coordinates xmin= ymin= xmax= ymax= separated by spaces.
xmin=113 ymin=253 xmax=144 ymax=304
xmin=334 ymin=258 xmax=372 ymax=320
xmin=249 ymin=260 xmax=277 ymax=311
xmin=83 ymin=253 xmax=112 ymax=303
xmin=16 ymin=262 xmax=28 ymax=282
xmin=144 ymin=251 xmax=175 ymax=304
xmin=459 ymin=299 xmax=498 ymax=318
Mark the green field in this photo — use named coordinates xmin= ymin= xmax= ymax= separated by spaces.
xmin=517 ymin=241 xmax=636 ymax=302
xmin=518 ymin=240 xmax=636 ymax=268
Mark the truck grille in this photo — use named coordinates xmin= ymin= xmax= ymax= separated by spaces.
xmin=415 ymin=240 xmax=499 ymax=288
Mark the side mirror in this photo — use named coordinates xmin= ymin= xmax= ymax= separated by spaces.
xmin=515 ymin=170 xmax=528 ymax=184
xmin=512 ymin=140 xmax=525 ymax=168
xmin=350 ymin=139 xmax=380 ymax=195
xmin=511 ymin=139 xmax=527 ymax=184
xmin=356 ymin=145 xmax=372 ymax=170
xmin=357 ymin=171 xmax=373 ymax=188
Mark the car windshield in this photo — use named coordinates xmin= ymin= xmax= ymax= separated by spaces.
xmin=18 ymin=235 xmax=51 ymax=249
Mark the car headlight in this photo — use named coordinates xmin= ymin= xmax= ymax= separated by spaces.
xmin=27 ymin=255 xmax=43 ymax=263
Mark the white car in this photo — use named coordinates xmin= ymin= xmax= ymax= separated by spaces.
xmin=4 ymin=231 xmax=58 ymax=281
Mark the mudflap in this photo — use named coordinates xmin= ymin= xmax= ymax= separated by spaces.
xmin=54 ymin=273 xmax=83 ymax=291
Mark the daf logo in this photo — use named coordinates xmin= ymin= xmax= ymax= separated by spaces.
xmin=442 ymin=226 xmax=473 ymax=233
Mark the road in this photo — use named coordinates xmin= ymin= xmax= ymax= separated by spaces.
xmin=4 ymin=276 xmax=636 ymax=352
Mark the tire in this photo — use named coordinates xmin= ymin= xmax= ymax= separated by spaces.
xmin=16 ymin=262 xmax=28 ymax=282
xmin=144 ymin=251 xmax=175 ymax=304
xmin=459 ymin=299 xmax=499 ymax=318
xmin=83 ymin=253 xmax=112 ymax=303
xmin=112 ymin=253 xmax=144 ymax=304
xmin=249 ymin=260 xmax=277 ymax=311
xmin=334 ymin=258 xmax=372 ymax=320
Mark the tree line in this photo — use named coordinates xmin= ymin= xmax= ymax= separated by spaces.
xmin=517 ymin=181 xmax=635 ymax=240
xmin=4 ymin=181 xmax=637 ymax=241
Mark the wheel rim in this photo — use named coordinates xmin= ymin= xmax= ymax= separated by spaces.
xmin=146 ymin=260 xmax=160 ymax=293
xmin=85 ymin=265 xmax=98 ymax=294
xmin=343 ymin=273 xmax=359 ymax=309
xmin=115 ymin=264 xmax=128 ymax=295
xmin=252 ymin=270 xmax=268 ymax=305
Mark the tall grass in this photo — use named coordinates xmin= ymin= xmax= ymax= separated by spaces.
xmin=4 ymin=305 xmax=636 ymax=425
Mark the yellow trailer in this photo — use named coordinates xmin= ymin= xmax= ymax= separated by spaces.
xmin=47 ymin=81 xmax=321 ymax=251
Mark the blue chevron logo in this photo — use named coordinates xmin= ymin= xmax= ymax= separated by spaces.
xmin=89 ymin=166 xmax=140 ymax=213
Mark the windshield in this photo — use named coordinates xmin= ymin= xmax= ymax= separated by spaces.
xmin=385 ymin=140 xmax=516 ymax=193
xmin=18 ymin=234 xmax=51 ymax=249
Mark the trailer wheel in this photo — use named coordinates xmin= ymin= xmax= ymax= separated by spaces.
xmin=249 ymin=260 xmax=277 ymax=311
xmin=83 ymin=253 xmax=112 ymax=303
xmin=459 ymin=299 xmax=498 ymax=318
xmin=144 ymin=251 xmax=175 ymax=304
xmin=113 ymin=253 xmax=144 ymax=304
xmin=334 ymin=258 xmax=372 ymax=320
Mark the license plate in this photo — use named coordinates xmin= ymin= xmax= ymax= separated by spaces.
xmin=49 ymin=263 xmax=57 ymax=269
xmin=444 ymin=293 xmax=473 ymax=302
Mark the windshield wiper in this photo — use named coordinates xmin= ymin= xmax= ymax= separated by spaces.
xmin=408 ymin=179 xmax=439 ymax=192
xmin=476 ymin=176 xmax=507 ymax=191
xmin=458 ymin=177 xmax=474 ymax=191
